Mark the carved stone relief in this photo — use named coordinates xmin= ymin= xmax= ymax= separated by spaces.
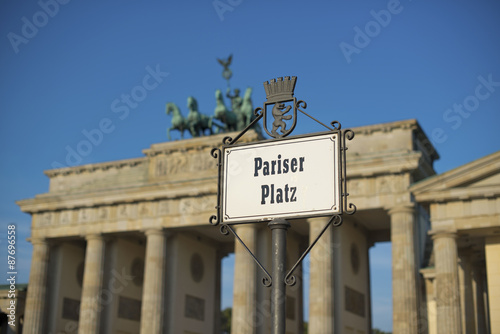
xmin=154 ymin=151 xmax=214 ymax=177
xmin=199 ymin=196 xmax=216 ymax=212
xmin=138 ymin=202 xmax=151 ymax=217
xmin=40 ymin=212 xmax=52 ymax=226
xmin=376 ymin=176 xmax=391 ymax=194
xmin=179 ymin=196 xmax=216 ymax=215
xmin=161 ymin=153 xmax=188 ymax=175
xmin=190 ymin=152 xmax=215 ymax=172
xmin=156 ymin=157 xmax=168 ymax=177
xmin=78 ymin=208 xmax=92 ymax=223
xmin=345 ymin=286 xmax=365 ymax=317
xmin=98 ymin=206 xmax=109 ymax=220
xmin=38 ymin=197 xmax=216 ymax=229
xmin=117 ymin=204 xmax=129 ymax=219
xmin=185 ymin=294 xmax=205 ymax=321
xmin=349 ymin=179 xmax=362 ymax=196
xmin=60 ymin=210 xmax=71 ymax=225
xmin=179 ymin=198 xmax=195 ymax=214
xmin=158 ymin=200 xmax=169 ymax=215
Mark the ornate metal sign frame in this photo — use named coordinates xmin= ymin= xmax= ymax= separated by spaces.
xmin=210 ymin=76 xmax=355 ymax=226
xmin=208 ymin=76 xmax=355 ymax=334
xmin=220 ymin=131 xmax=342 ymax=223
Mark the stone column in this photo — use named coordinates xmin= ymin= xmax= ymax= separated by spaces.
xmin=140 ymin=228 xmax=167 ymax=334
xmin=23 ymin=238 xmax=50 ymax=334
xmin=231 ymin=225 xmax=257 ymax=334
xmin=472 ymin=265 xmax=487 ymax=334
xmin=432 ymin=232 xmax=462 ymax=334
xmin=421 ymin=271 xmax=437 ymax=334
xmin=366 ymin=241 xmax=374 ymax=334
xmin=308 ymin=218 xmax=334 ymax=333
xmin=389 ymin=205 xmax=419 ymax=334
xmin=485 ymin=236 xmax=500 ymax=334
xmin=458 ymin=253 xmax=475 ymax=333
xmin=78 ymin=234 xmax=106 ymax=334
xmin=213 ymin=249 xmax=226 ymax=334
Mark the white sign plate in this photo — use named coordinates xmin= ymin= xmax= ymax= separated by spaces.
xmin=222 ymin=132 xmax=340 ymax=223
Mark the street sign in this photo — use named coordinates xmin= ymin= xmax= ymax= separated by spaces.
xmin=210 ymin=75 xmax=355 ymax=334
xmin=221 ymin=131 xmax=341 ymax=223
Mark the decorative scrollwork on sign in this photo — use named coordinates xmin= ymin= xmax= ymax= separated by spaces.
xmin=209 ymin=214 xmax=219 ymax=226
xmin=331 ymin=214 xmax=343 ymax=227
xmin=342 ymin=129 xmax=356 ymax=215
xmin=262 ymin=276 xmax=272 ymax=288
xmin=346 ymin=203 xmax=357 ymax=215
xmin=344 ymin=128 xmax=354 ymax=140
xmin=296 ymin=99 xmax=307 ymax=112
xmin=223 ymin=136 xmax=233 ymax=145
xmin=254 ymin=107 xmax=263 ymax=117
xmin=210 ymin=147 xmax=221 ymax=160
xmin=219 ymin=223 xmax=229 ymax=235
xmin=285 ymin=275 xmax=296 ymax=286
xmin=210 ymin=148 xmax=222 ymax=226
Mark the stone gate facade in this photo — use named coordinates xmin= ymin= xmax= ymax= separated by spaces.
xmin=16 ymin=119 xmax=500 ymax=334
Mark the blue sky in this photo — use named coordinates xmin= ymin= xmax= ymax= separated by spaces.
xmin=1 ymin=0 xmax=499 ymax=331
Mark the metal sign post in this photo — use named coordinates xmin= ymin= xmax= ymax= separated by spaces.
xmin=210 ymin=76 xmax=355 ymax=334
xmin=268 ymin=218 xmax=290 ymax=334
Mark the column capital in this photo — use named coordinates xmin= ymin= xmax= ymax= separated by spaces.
xmin=143 ymin=228 xmax=166 ymax=237
xmin=430 ymin=230 xmax=457 ymax=241
xmin=28 ymin=237 xmax=48 ymax=245
xmin=84 ymin=233 xmax=105 ymax=241
xmin=387 ymin=204 xmax=415 ymax=216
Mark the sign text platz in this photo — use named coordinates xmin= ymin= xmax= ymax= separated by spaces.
xmin=222 ymin=132 xmax=341 ymax=223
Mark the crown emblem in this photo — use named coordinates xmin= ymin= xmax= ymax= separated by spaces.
xmin=263 ymin=76 xmax=297 ymax=103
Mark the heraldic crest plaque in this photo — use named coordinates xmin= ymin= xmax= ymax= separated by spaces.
xmin=262 ymin=76 xmax=300 ymax=138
